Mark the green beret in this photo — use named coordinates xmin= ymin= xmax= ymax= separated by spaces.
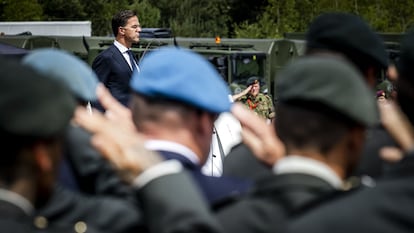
xmin=0 ymin=58 xmax=76 ymax=138
xmin=276 ymin=56 xmax=378 ymax=127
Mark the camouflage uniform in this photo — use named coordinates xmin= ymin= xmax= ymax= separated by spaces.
xmin=240 ymin=93 xmax=275 ymax=120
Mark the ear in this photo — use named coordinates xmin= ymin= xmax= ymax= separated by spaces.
xmin=32 ymin=144 xmax=53 ymax=173
xmin=363 ymin=67 xmax=377 ymax=88
xmin=197 ymin=112 xmax=215 ymax=137
xmin=344 ymin=126 xmax=366 ymax=170
xmin=347 ymin=127 xmax=366 ymax=153
xmin=118 ymin=27 xmax=124 ymax=36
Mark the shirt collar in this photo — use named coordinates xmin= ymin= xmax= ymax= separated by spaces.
xmin=145 ymin=139 xmax=200 ymax=165
xmin=114 ymin=40 xmax=129 ymax=54
xmin=273 ymin=155 xmax=343 ymax=189
xmin=0 ymin=189 xmax=34 ymax=215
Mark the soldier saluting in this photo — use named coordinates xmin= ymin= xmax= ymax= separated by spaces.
xmin=233 ymin=77 xmax=275 ymax=122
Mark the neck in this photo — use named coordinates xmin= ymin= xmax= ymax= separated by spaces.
xmin=0 ymin=179 xmax=36 ymax=212
xmin=116 ymin=37 xmax=131 ymax=49
xmin=143 ymin=129 xmax=204 ymax=163
xmin=287 ymin=149 xmax=347 ymax=180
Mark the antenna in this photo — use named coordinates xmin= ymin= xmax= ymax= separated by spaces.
xmin=138 ymin=38 xmax=156 ymax=64
xmin=173 ymin=36 xmax=178 ymax=47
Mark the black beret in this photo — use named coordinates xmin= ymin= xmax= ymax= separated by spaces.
xmin=0 ymin=58 xmax=76 ymax=138
xmin=306 ymin=13 xmax=388 ymax=69
xmin=246 ymin=77 xmax=261 ymax=86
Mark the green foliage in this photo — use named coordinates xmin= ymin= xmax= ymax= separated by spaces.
xmin=149 ymin=0 xmax=229 ymax=37
xmin=39 ymin=0 xmax=86 ymax=20
xmin=130 ymin=0 xmax=161 ymax=28
xmin=234 ymin=0 xmax=414 ymax=38
xmin=82 ymin=0 xmax=129 ymax=36
xmin=2 ymin=0 xmax=414 ymax=37
xmin=2 ymin=0 xmax=43 ymax=21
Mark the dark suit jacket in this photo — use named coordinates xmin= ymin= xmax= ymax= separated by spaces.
xmin=354 ymin=123 xmax=398 ymax=179
xmin=139 ymin=171 xmax=224 ymax=233
xmin=0 ymin=200 xmax=33 ymax=233
xmin=288 ymin=154 xmax=414 ymax=233
xmin=158 ymin=150 xmax=252 ymax=205
xmin=60 ymin=124 xmax=135 ymax=201
xmin=216 ymin=173 xmax=338 ymax=233
xmin=37 ymin=186 xmax=144 ymax=233
xmin=0 ymin=199 xmax=78 ymax=233
xmin=39 ymin=172 xmax=224 ymax=233
xmin=92 ymin=44 xmax=133 ymax=109
xmin=223 ymin=142 xmax=273 ymax=181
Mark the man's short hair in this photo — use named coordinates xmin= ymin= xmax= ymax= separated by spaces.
xmin=276 ymin=101 xmax=354 ymax=154
xmin=112 ymin=10 xmax=137 ymax=37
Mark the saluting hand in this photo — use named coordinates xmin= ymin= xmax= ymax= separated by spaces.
xmin=231 ymin=103 xmax=285 ymax=166
xmin=74 ymin=107 xmax=164 ymax=184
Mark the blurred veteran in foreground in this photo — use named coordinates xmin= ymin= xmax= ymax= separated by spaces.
xmin=23 ymin=48 xmax=132 ymax=197
xmin=287 ymin=29 xmax=414 ymax=233
xmin=0 ymin=58 xmax=77 ymax=232
xmin=0 ymin=57 xmax=223 ymax=233
xmin=129 ymin=47 xmax=251 ymax=204
xmin=215 ymin=55 xmax=378 ymax=233
xmin=23 ymin=49 xmax=143 ymax=233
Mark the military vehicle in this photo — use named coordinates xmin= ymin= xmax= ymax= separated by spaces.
xmin=84 ymin=36 xmax=305 ymax=100
xmin=1 ymin=30 xmax=403 ymax=99
xmin=0 ymin=32 xmax=307 ymax=100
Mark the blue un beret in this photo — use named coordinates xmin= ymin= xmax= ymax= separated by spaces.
xmin=130 ymin=47 xmax=231 ymax=113
xmin=23 ymin=48 xmax=99 ymax=102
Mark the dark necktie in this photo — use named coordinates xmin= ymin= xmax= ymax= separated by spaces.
xmin=127 ymin=50 xmax=137 ymax=72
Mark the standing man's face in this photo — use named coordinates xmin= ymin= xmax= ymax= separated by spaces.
xmin=122 ymin=16 xmax=141 ymax=45
xmin=250 ymin=83 xmax=260 ymax=97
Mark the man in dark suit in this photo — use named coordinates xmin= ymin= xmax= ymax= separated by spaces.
xmin=287 ymin=30 xmax=414 ymax=233
xmin=128 ymin=47 xmax=252 ymax=204
xmin=214 ymin=55 xmax=379 ymax=233
xmin=92 ymin=9 xmax=141 ymax=109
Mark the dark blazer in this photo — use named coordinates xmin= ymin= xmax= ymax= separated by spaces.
xmin=60 ymin=124 xmax=135 ymax=200
xmin=139 ymin=171 xmax=225 ymax=233
xmin=354 ymin=123 xmax=398 ymax=178
xmin=158 ymin=150 xmax=252 ymax=205
xmin=37 ymin=186 xmax=144 ymax=233
xmin=39 ymin=172 xmax=224 ymax=233
xmin=0 ymin=200 xmax=34 ymax=233
xmin=92 ymin=44 xmax=133 ymax=109
xmin=288 ymin=154 xmax=414 ymax=233
xmin=0 ymin=199 xmax=77 ymax=233
xmin=216 ymin=173 xmax=338 ymax=233
xmin=223 ymin=142 xmax=273 ymax=181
